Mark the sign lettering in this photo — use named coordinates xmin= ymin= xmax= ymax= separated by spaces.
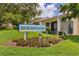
xmin=19 ymin=24 xmax=46 ymax=32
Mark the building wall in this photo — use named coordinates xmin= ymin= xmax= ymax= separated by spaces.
xmin=60 ymin=21 xmax=73 ymax=34
xmin=32 ymin=18 xmax=79 ymax=35
xmin=77 ymin=21 xmax=79 ymax=34
xmin=72 ymin=18 xmax=79 ymax=35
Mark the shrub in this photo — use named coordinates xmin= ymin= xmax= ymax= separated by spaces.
xmin=28 ymin=38 xmax=39 ymax=47
xmin=37 ymin=40 xmax=50 ymax=48
xmin=58 ymin=31 xmax=66 ymax=39
xmin=47 ymin=38 xmax=63 ymax=44
xmin=46 ymin=27 xmax=51 ymax=34
xmin=1 ymin=23 xmax=14 ymax=29
xmin=13 ymin=39 xmax=28 ymax=47
xmin=58 ymin=31 xmax=64 ymax=35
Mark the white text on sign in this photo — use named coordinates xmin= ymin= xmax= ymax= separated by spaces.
xmin=19 ymin=24 xmax=46 ymax=32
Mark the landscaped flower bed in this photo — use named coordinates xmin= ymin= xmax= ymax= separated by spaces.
xmin=12 ymin=37 xmax=63 ymax=48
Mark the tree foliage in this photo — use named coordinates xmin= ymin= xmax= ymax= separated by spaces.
xmin=60 ymin=3 xmax=79 ymax=20
xmin=0 ymin=3 xmax=41 ymax=27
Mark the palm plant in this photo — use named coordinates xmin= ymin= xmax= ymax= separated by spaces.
xmin=60 ymin=3 xmax=79 ymax=20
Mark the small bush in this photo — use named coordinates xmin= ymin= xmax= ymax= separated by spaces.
xmin=46 ymin=27 xmax=51 ymax=34
xmin=37 ymin=40 xmax=50 ymax=48
xmin=13 ymin=39 xmax=28 ymax=47
xmin=48 ymin=38 xmax=63 ymax=44
xmin=58 ymin=31 xmax=64 ymax=35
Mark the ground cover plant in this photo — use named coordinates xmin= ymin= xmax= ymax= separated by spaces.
xmin=13 ymin=37 xmax=63 ymax=47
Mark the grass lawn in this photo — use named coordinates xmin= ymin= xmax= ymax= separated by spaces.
xmin=0 ymin=30 xmax=79 ymax=56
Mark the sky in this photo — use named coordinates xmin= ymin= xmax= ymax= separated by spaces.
xmin=39 ymin=3 xmax=63 ymax=18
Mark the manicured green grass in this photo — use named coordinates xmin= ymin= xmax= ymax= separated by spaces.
xmin=0 ymin=29 xmax=57 ymax=43
xmin=0 ymin=40 xmax=79 ymax=56
xmin=0 ymin=30 xmax=79 ymax=56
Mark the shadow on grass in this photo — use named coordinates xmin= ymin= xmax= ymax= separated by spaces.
xmin=63 ymin=35 xmax=79 ymax=43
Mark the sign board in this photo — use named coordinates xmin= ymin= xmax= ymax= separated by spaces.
xmin=19 ymin=24 xmax=46 ymax=32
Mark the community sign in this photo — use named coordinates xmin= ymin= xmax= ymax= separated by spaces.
xmin=19 ymin=24 xmax=46 ymax=32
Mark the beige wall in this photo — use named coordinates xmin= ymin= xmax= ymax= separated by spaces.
xmin=72 ymin=18 xmax=79 ymax=35
xmin=60 ymin=18 xmax=79 ymax=35
xmin=77 ymin=21 xmax=79 ymax=34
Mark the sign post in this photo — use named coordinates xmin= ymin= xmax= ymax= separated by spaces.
xmin=24 ymin=21 xmax=27 ymax=40
xmin=39 ymin=22 xmax=42 ymax=42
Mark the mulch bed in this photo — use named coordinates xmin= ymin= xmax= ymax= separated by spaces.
xmin=2 ymin=37 xmax=64 ymax=48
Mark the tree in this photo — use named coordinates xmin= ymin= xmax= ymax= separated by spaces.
xmin=60 ymin=3 xmax=79 ymax=20
xmin=0 ymin=3 xmax=41 ymax=40
xmin=18 ymin=3 xmax=41 ymax=24
xmin=0 ymin=3 xmax=41 ymax=28
xmin=2 ymin=12 xmax=23 ymax=25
